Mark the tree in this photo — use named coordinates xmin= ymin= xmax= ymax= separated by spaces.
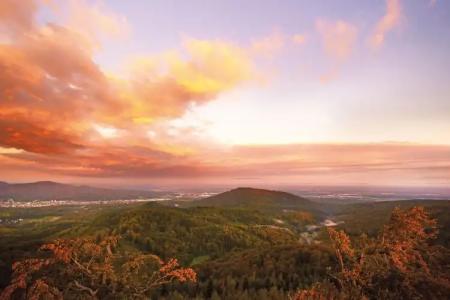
xmin=0 ymin=236 xmax=196 ymax=299
xmin=293 ymin=206 xmax=450 ymax=300
xmin=211 ymin=290 xmax=221 ymax=300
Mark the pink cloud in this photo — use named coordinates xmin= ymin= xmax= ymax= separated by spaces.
xmin=3 ymin=143 xmax=450 ymax=187
xmin=292 ymin=34 xmax=307 ymax=46
xmin=249 ymin=31 xmax=285 ymax=57
xmin=316 ymin=19 xmax=358 ymax=61
xmin=369 ymin=0 xmax=402 ymax=49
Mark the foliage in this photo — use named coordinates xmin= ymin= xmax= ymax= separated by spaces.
xmin=74 ymin=205 xmax=304 ymax=265
xmin=187 ymin=187 xmax=324 ymax=217
xmin=1 ymin=199 xmax=449 ymax=299
xmin=294 ymin=206 xmax=450 ymax=300
xmin=335 ymin=200 xmax=450 ymax=246
xmin=0 ymin=236 xmax=196 ymax=299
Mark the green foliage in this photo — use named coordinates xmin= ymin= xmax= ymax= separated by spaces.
xmin=186 ymin=187 xmax=325 ymax=217
xmin=184 ymin=244 xmax=335 ymax=299
xmin=335 ymin=200 xmax=450 ymax=245
xmin=294 ymin=206 xmax=450 ymax=300
xmin=1 ymin=196 xmax=449 ymax=299
xmin=73 ymin=205 xmax=299 ymax=264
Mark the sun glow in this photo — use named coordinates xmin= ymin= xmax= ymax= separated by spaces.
xmin=93 ymin=124 xmax=119 ymax=139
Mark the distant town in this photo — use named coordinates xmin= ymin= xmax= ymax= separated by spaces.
xmin=0 ymin=192 xmax=219 ymax=208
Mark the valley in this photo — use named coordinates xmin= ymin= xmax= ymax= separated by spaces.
xmin=1 ymin=186 xmax=448 ymax=299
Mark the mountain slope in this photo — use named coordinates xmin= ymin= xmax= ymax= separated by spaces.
xmin=0 ymin=181 xmax=156 ymax=201
xmin=190 ymin=187 xmax=323 ymax=215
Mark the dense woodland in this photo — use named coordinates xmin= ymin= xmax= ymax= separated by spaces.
xmin=0 ymin=188 xmax=449 ymax=299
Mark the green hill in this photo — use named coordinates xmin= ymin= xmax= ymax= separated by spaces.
xmin=1 ymin=188 xmax=449 ymax=299
xmin=66 ymin=204 xmax=303 ymax=266
xmin=188 ymin=187 xmax=323 ymax=215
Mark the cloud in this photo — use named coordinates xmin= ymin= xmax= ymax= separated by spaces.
xmin=0 ymin=0 xmax=37 ymax=37
xmin=3 ymin=145 xmax=213 ymax=178
xmin=3 ymin=143 xmax=450 ymax=187
xmin=172 ymin=39 xmax=253 ymax=95
xmin=292 ymin=34 xmax=306 ymax=46
xmin=319 ymin=68 xmax=338 ymax=84
xmin=0 ymin=0 xmax=254 ymax=157
xmin=0 ymin=9 xmax=121 ymax=152
xmin=249 ymin=31 xmax=285 ymax=57
xmin=59 ymin=0 xmax=130 ymax=47
xmin=0 ymin=23 xmax=106 ymax=153
xmin=0 ymin=118 xmax=83 ymax=154
xmin=110 ymin=39 xmax=254 ymax=126
xmin=369 ymin=0 xmax=402 ymax=49
xmin=218 ymin=143 xmax=450 ymax=186
xmin=315 ymin=19 xmax=357 ymax=83
xmin=1 ymin=1 xmax=447 ymax=187
xmin=316 ymin=19 xmax=358 ymax=61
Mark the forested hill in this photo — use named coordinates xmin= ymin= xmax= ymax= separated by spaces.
xmin=189 ymin=187 xmax=322 ymax=213
xmin=1 ymin=190 xmax=449 ymax=299
xmin=0 ymin=181 xmax=156 ymax=201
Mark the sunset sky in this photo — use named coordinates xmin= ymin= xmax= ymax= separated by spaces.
xmin=1 ymin=0 xmax=449 ymax=188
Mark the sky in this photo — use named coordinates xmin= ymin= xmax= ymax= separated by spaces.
xmin=0 ymin=0 xmax=449 ymax=189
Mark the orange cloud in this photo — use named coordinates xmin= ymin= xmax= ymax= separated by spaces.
xmin=0 ymin=13 xmax=118 ymax=153
xmin=3 ymin=143 xmax=450 ymax=188
xmin=0 ymin=118 xmax=84 ymax=154
xmin=316 ymin=19 xmax=358 ymax=61
xmin=369 ymin=0 xmax=402 ymax=49
xmin=0 ymin=0 xmax=254 ymax=157
xmin=0 ymin=0 xmax=37 ymax=37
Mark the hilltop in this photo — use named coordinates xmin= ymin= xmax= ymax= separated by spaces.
xmin=187 ymin=187 xmax=324 ymax=216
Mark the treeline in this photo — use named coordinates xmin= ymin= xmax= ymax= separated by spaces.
xmin=72 ymin=205 xmax=312 ymax=265
xmin=294 ymin=206 xmax=450 ymax=300
xmin=1 ymin=203 xmax=448 ymax=299
xmin=150 ymin=244 xmax=335 ymax=299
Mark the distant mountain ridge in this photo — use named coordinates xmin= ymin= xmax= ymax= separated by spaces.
xmin=0 ymin=181 xmax=156 ymax=201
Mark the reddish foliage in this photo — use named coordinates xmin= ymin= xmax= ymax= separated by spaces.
xmin=293 ymin=206 xmax=450 ymax=300
xmin=159 ymin=258 xmax=197 ymax=283
xmin=0 ymin=235 xmax=196 ymax=299
xmin=382 ymin=206 xmax=438 ymax=274
xmin=27 ymin=279 xmax=63 ymax=300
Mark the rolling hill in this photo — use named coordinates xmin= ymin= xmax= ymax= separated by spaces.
xmin=188 ymin=187 xmax=324 ymax=216
xmin=1 ymin=186 xmax=449 ymax=299
xmin=0 ymin=181 xmax=156 ymax=201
